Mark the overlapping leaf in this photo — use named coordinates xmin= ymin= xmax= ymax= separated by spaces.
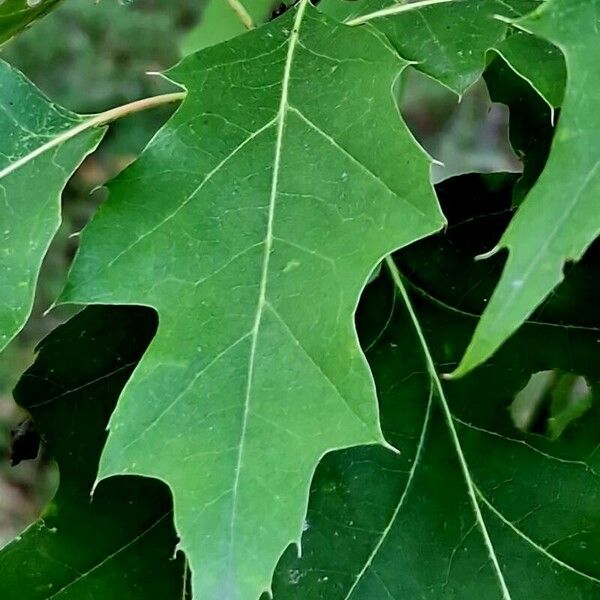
xmin=0 ymin=0 xmax=62 ymax=45
xmin=267 ymin=174 xmax=600 ymax=599
xmin=484 ymin=27 xmax=566 ymax=204
xmin=484 ymin=54 xmax=557 ymax=204
xmin=454 ymin=0 xmax=600 ymax=376
xmin=0 ymin=59 xmax=104 ymax=353
xmin=0 ymin=306 xmax=187 ymax=599
xmin=321 ymin=0 xmax=542 ymax=94
xmin=61 ymin=4 xmax=444 ymax=598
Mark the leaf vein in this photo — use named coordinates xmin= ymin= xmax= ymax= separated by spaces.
xmin=288 ymin=105 xmax=432 ymax=221
xmin=385 ymin=256 xmax=512 ymax=600
xmin=342 ymin=385 xmax=433 ymax=599
xmin=476 ymin=489 xmax=600 ymax=585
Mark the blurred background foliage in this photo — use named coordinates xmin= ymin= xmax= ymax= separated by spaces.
xmin=0 ymin=0 xmax=520 ymax=546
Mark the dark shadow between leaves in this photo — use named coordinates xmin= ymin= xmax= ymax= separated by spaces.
xmin=0 ymin=305 xmax=190 ymax=600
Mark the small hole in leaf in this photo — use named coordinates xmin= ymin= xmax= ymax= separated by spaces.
xmin=510 ymin=370 xmax=593 ymax=440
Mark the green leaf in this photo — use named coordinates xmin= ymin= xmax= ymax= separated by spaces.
xmin=321 ymin=0 xmax=542 ymax=94
xmin=182 ymin=0 xmax=274 ymax=55
xmin=485 ymin=29 xmax=567 ymax=205
xmin=484 ymin=52 xmax=556 ymax=203
xmin=0 ymin=0 xmax=63 ymax=45
xmin=493 ymin=30 xmax=566 ymax=110
xmin=0 ymin=306 xmax=187 ymax=599
xmin=398 ymin=173 xmax=600 ymax=330
xmin=0 ymin=59 xmax=104 ymax=353
xmin=61 ymin=4 xmax=444 ymax=597
xmin=453 ymin=0 xmax=600 ymax=377
xmin=267 ymin=174 xmax=600 ymax=598
xmin=484 ymin=31 xmax=566 ymax=205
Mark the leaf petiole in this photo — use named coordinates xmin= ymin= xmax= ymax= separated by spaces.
xmin=346 ymin=0 xmax=457 ymax=26
xmin=0 ymin=91 xmax=186 ymax=181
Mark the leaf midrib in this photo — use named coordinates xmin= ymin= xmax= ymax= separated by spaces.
xmin=345 ymin=259 xmax=599 ymax=596
xmin=227 ymin=0 xmax=310 ymax=563
xmin=364 ymin=257 xmax=513 ymax=600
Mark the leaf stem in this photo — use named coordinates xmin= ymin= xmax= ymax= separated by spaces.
xmin=346 ymin=0 xmax=456 ymax=26
xmin=0 ymin=91 xmax=186 ymax=181
xmin=227 ymin=0 xmax=256 ymax=29
xmin=85 ymin=91 xmax=186 ymax=127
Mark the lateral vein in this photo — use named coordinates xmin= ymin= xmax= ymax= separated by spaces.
xmin=385 ymin=256 xmax=512 ymax=600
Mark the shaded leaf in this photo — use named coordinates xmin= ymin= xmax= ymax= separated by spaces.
xmin=485 ymin=30 xmax=566 ymax=203
xmin=484 ymin=54 xmax=556 ymax=204
xmin=493 ymin=30 xmax=566 ymax=110
xmin=398 ymin=173 xmax=600 ymax=329
xmin=267 ymin=174 xmax=600 ymax=599
xmin=0 ymin=59 xmax=104 ymax=353
xmin=0 ymin=0 xmax=62 ymax=45
xmin=61 ymin=4 xmax=444 ymax=598
xmin=0 ymin=306 xmax=187 ymax=599
xmin=321 ymin=0 xmax=541 ymax=94
xmin=453 ymin=0 xmax=600 ymax=376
